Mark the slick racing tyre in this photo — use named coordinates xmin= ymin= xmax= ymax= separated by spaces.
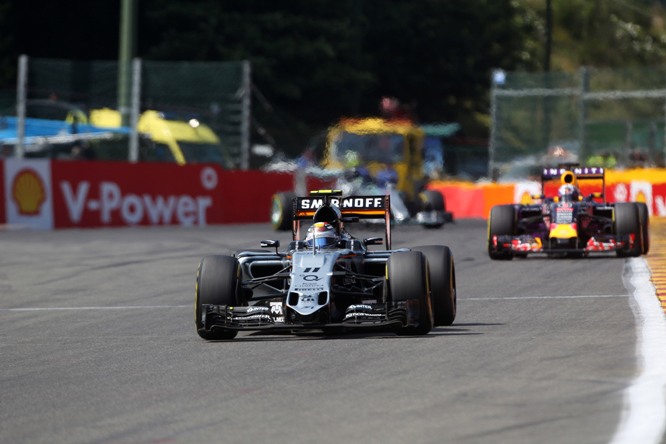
xmin=387 ymin=251 xmax=433 ymax=335
xmin=636 ymin=202 xmax=650 ymax=255
xmin=271 ymin=192 xmax=296 ymax=231
xmin=195 ymin=255 xmax=240 ymax=340
xmin=419 ymin=190 xmax=445 ymax=229
xmin=614 ymin=203 xmax=642 ymax=258
xmin=488 ymin=205 xmax=516 ymax=260
xmin=412 ymin=245 xmax=456 ymax=326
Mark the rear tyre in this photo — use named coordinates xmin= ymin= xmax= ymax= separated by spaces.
xmin=271 ymin=192 xmax=295 ymax=231
xmin=488 ymin=205 xmax=516 ymax=260
xmin=195 ymin=255 xmax=239 ymax=340
xmin=419 ymin=190 xmax=446 ymax=229
xmin=636 ymin=202 xmax=650 ymax=255
xmin=387 ymin=251 xmax=433 ymax=335
xmin=614 ymin=203 xmax=642 ymax=258
xmin=420 ymin=190 xmax=445 ymax=211
xmin=412 ymin=245 xmax=456 ymax=326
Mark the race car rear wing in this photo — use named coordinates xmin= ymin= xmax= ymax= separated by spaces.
xmin=292 ymin=189 xmax=392 ymax=249
xmin=541 ymin=166 xmax=606 ymax=203
xmin=541 ymin=166 xmax=605 ymax=181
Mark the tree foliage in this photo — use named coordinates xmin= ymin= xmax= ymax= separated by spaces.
xmin=520 ymin=0 xmax=666 ymax=70
xmin=138 ymin=0 xmax=538 ymax=143
xmin=0 ymin=0 xmax=664 ymax=146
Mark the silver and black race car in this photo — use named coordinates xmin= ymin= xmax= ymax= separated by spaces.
xmin=271 ymin=169 xmax=453 ymax=231
xmin=196 ymin=190 xmax=457 ymax=340
xmin=488 ymin=166 xmax=650 ymax=259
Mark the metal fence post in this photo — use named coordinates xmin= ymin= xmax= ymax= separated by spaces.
xmin=241 ymin=60 xmax=251 ymax=170
xmin=488 ymin=69 xmax=505 ymax=180
xmin=129 ymin=57 xmax=142 ymax=162
xmin=579 ymin=66 xmax=588 ymax=162
xmin=16 ymin=54 xmax=28 ymax=159
xmin=118 ymin=0 xmax=137 ymax=126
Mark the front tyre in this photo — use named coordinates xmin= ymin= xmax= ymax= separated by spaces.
xmin=271 ymin=192 xmax=295 ymax=231
xmin=636 ymin=202 xmax=650 ymax=255
xmin=387 ymin=251 xmax=433 ymax=335
xmin=412 ymin=245 xmax=456 ymax=326
xmin=488 ymin=205 xmax=516 ymax=260
xmin=195 ymin=255 xmax=239 ymax=340
xmin=614 ymin=203 xmax=642 ymax=258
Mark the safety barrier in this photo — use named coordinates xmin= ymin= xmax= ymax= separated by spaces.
xmin=2 ymin=160 xmax=664 ymax=229
xmin=428 ymin=168 xmax=666 ymax=219
xmin=0 ymin=159 xmax=303 ymax=229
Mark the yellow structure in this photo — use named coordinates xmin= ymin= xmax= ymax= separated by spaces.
xmin=323 ymin=117 xmax=425 ymax=200
xmin=89 ymin=108 xmax=231 ymax=167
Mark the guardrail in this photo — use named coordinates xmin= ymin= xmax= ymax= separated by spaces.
xmin=0 ymin=159 xmax=302 ymax=229
xmin=428 ymin=168 xmax=666 ymax=219
xmin=2 ymin=160 xmax=664 ymax=229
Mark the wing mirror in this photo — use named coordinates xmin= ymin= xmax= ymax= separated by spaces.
xmin=363 ymin=237 xmax=383 ymax=247
xmin=260 ymin=239 xmax=280 ymax=254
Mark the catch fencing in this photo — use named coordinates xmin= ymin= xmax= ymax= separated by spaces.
xmin=11 ymin=56 xmax=252 ymax=168
xmin=489 ymin=66 xmax=666 ymax=180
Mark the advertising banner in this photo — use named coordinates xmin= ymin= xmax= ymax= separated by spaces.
xmin=3 ymin=158 xmax=54 ymax=229
xmin=50 ymin=161 xmax=294 ymax=227
xmin=1 ymin=160 xmax=296 ymax=229
xmin=51 ymin=161 xmax=224 ymax=228
xmin=1 ymin=159 xmax=664 ymax=229
xmin=430 ymin=176 xmax=666 ymax=219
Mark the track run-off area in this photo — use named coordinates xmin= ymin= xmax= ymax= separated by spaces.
xmin=0 ymin=218 xmax=665 ymax=444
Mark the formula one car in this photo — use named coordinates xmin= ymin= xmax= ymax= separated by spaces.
xmin=197 ymin=190 xmax=457 ymax=340
xmin=488 ymin=166 xmax=649 ymax=259
xmin=271 ymin=174 xmax=452 ymax=231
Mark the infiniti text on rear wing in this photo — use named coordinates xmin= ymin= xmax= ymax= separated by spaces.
xmin=541 ymin=167 xmax=605 ymax=181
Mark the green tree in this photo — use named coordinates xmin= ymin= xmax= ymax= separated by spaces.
xmin=5 ymin=0 xmax=662 ymax=150
xmin=0 ymin=0 xmax=16 ymax=105
xmin=359 ymin=0 xmax=538 ymax=126
xmin=142 ymin=0 xmax=375 ymax=150
xmin=520 ymin=0 xmax=666 ymax=70
xmin=142 ymin=0 xmax=536 ymax=148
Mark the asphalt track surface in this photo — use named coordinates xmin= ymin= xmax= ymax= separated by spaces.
xmin=1 ymin=220 xmax=665 ymax=444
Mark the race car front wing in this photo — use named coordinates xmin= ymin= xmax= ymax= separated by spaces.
xmin=491 ymin=234 xmax=636 ymax=255
xmin=201 ymin=303 xmax=406 ymax=333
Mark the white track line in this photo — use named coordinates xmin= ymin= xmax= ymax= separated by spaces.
xmin=0 ymin=305 xmax=190 ymax=312
xmin=465 ymin=294 xmax=628 ymax=300
xmin=609 ymin=257 xmax=666 ymax=444
xmin=2 ymin=267 xmax=664 ymax=442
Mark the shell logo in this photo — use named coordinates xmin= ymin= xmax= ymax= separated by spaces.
xmin=11 ymin=168 xmax=46 ymax=215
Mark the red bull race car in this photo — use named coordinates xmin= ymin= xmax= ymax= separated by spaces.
xmin=488 ymin=166 xmax=650 ymax=259
xmin=196 ymin=190 xmax=457 ymax=340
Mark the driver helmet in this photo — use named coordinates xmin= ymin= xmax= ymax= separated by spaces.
xmin=558 ymin=184 xmax=580 ymax=202
xmin=343 ymin=150 xmax=361 ymax=168
xmin=305 ymin=222 xmax=340 ymax=249
xmin=313 ymin=204 xmax=342 ymax=233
